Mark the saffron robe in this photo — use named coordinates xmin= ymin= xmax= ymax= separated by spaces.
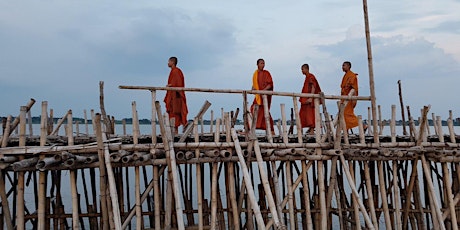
xmin=250 ymin=69 xmax=274 ymax=131
xmin=299 ymin=73 xmax=321 ymax=128
xmin=164 ymin=67 xmax=188 ymax=128
xmin=340 ymin=70 xmax=358 ymax=129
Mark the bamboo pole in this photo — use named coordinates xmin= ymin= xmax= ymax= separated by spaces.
xmin=155 ymin=101 xmax=185 ymax=229
xmin=132 ymin=101 xmax=143 ymax=229
xmin=286 ymin=161 xmax=296 ymax=229
xmin=393 ymin=160 xmax=402 ymax=230
xmin=67 ymin=111 xmax=81 ymax=230
xmin=293 ymin=96 xmax=303 ymax=142
xmin=442 ymin=163 xmax=458 ymax=230
xmin=210 ymin=162 xmax=219 ymax=229
xmin=378 ymin=160 xmax=392 ymax=229
xmin=0 ymin=115 xmax=13 ymax=230
xmin=364 ymin=162 xmax=379 ymax=228
xmin=448 ymin=111 xmax=456 ymax=143
xmin=350 ymin=161 xmax=361 ymax=230
xmin=225 ymin=113 xmax=240 ymax=229
xmin=271 ymin=161 xmax=285 ymax=226
xmin=262 ymin=95 xmax=273 ymax=142
xmin=339 ymin=155 xmax=375 ymax=229
xmin=178 ymin=101 xmax=211 ymax=143
xmin=301 ymin=160 xmax=313 ymax=230
xmin=315 ymin=98 xmax=327 ymax=230
xmin=193 ymin=119 xmax=204 ymax=230
xmin=7 ymin=98 xmax=36 ymax=136
xmin=391 ymin=105 xmax=397 ymax=143
xmin=378 ymin=105 xmax=383 ymax=135
xmin=230 ymin=128 xmax=266 ymax=229
xmin=362 ymin=0 xmax=379 ymax=144
xmin=16 ymin=106 xmax=27 ymax=230
xmin=50 ymin=109 xmax=71 ymax=136
xmin=280 ymin=104 xmax=288 ymax=144
xmin=421 ymin=155 xmax=446 ymax=230
xmin=253 ymin=140 xmax=284 ymax=228
xmin=397 ymin=80 xmax=407 ymax=135
xmin=94 ymin=114 xmax=109 ymax=230
xmin=437 ymin=116 xmax=444 ymax=143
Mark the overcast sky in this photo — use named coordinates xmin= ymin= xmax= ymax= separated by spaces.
xmin=1 ymin=1 xmax=459 ymax=122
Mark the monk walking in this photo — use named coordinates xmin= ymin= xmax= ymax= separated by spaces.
xmin=164 ymin=57 xmax=188 ymax=134
xmin=250 ymin=58 xmax=274 ymax=133
xmin=340 ymin=61 xmax=359 ymax=130
xmin=299 ymin=64 xmax=321 ymax=135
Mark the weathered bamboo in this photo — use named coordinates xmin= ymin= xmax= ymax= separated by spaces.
xmin=448 ymin=111 xmax=456 ymax=144
xmin=262 ymin=95 xmax=274 ymax=143
xmin=210 ymin=162 xmax=219 ymax=229
xmin=230 ymin=128 xmax=265 ymax=229
xmin=362 ymin=0 xmax=379 ymax=144
xmin=192 ymin=119 xmax=204 ymax=230
xmin=225 ymin=113 xmax=239 ymax=229
xmin=350 ymin=161 xmax=361 ymax=230
xmin=16 ymin=106 xmax=27 ymax=230
xmin=67 ymin=111 xmax=80 ymax=230
xmin=378 ymin=105 xmax=383 ymax=135
xmin=50 ymin=109 xmax=71 ymax=136
xmin=442 ymin=162 xmax=458 ymax=230
xmin=99 ymin=81 xmax=113 ymax=134
xmin=155 ymin=101 xmax=185 ymax=229
xmin=252 ymin=139 xmax=284 ymax=228
xmin=393 ymin=160 xmax=402 ymax=230
xmin=437 ymin=116 xmax=444 ymax=143
xmin=363 ymin=161 xmax=378 ymax=228
xmin=94 ymin=114 xmax=109 ymax=230
xmin=293 ymin=96 xmax=302 ymax=143
xmin=391 ymin=105 xmax=397 ymax=143
xmin=286 ymin=161 xmax=296 ymax=229
xmin=421 ymin=155 xmax=446 ymax=230
xmin=378 ymin=160 xmax=392 ymax=229
xmin=397 ymin=80 xmax=407 ymax=135
xmin=339 ymin=155 xmax=375 ymax=229
xmin=132 ymin=101 xmax=143 ymax=230
xmin=7 ymin=98 xmax=36 ymax=136
xmin=178 ymin=101 xmax=211 ymax=142
xmin=0 ymin=115 xmax=13 ymax=230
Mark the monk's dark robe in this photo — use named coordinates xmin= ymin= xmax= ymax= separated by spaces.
xmin=164 ymin=67 xmax=188 ymax=128
xmin=341 ymin=70 xmax=358 ymax=129
xmin=299 ymin=73 xmax=321 ymax=128
xmin=250 ymin=69 xmax=274 ymax=131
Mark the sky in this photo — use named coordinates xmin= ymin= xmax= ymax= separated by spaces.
xmin=1 ymin=0 xmax=460 ymax=122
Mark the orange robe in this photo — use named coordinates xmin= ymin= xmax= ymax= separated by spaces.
xmin=341 ymin=70 xmax=358 ymax=129
xmin=251 ymin=70 xmax=274 ymax=131
xmin=164 ymin=67 xmax=188 ymax=128
xmin=299 ymin=73 xmax=321 ymax=128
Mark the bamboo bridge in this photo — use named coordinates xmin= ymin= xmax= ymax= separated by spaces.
xmin=0 ymin=80 xmax=460 ymax=230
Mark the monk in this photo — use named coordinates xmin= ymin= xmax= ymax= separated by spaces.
xmin=164 ymin=57 xmax=188 ymax=134
xmin=299 ymin=64 xmax=321 ymax=134
xmin=250 ymin=58 xmax=274 ymax=132
xmin=340 ymin=61 xmax=359 ymax=130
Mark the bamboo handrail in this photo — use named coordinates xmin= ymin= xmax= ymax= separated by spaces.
xmin=119 ymin=85 xmax=371 ymax=101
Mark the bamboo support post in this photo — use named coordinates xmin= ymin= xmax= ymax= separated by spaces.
xmin=393 ymin=160 xmax=402 ymax=230
xmin=391 ymin=105 xmax=397 ymax=143
xmin=292 ymin=96 xmax=303 ymax=143
xmin=421 ymin=155 xmax=446 ymax=230
xmin=230 ymin=128 xmax=266 ymax=229
xmin=94 ymin=114 xmax=109 ymax=230
xmin=339 ymin=155 xmax=375 ymax=229
xmin=16 ymin=106 xmax=27 ymax=230
xmin=155 ymin=101 xmax=185 ymax=229
xmin=378 ymin=160 xmax=392 ymax=229
xmin=67 ymin=111 xmax=81 ymax=230
xmin=262 ymin=95 xmax=273 ymax=143
xmin=286 ymin=161 xmax=296 ymax=229
xmin=132 ymin=102 xmax=143 ymax=229
xmin=442 ymin=163 xmax=458 ymax=230
xmin=8 ymin=98 xmax=36 ymax=136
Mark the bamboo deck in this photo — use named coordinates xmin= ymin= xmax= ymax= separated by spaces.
xmin=1 ymin=81 xmax=460 ymax=230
